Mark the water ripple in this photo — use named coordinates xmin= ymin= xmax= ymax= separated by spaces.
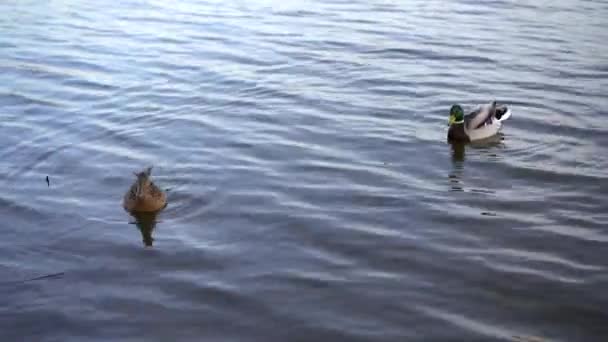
xmin=1 ymin=0 xmax=607 ymax=340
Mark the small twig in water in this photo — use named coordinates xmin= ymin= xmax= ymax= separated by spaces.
xmin=0 ymin=272 xmax=65 ymax=285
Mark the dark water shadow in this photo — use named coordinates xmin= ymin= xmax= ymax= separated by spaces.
xmin=447 ymin=134 xmax=506 ymax=192
xmin=128 ymin=211 xmax=160 ymax=247
xmin=448 ymin=142 xmax=466 ymax=192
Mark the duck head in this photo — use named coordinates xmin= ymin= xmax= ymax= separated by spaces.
xmin=133 ymin=167 xmax=153 ymax=199
xmin=448 ymin=104 xmax=464 ymax=126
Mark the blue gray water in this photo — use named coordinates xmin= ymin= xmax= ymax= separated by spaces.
xmin=1 ymin=0 xmax=607 ymax=341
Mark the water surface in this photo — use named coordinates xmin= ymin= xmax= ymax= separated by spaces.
xmin=1 ymin=0 xmax=607 ymax=341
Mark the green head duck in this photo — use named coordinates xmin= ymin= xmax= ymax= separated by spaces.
xmin=448 ymin=104 xmax=464 ymax=126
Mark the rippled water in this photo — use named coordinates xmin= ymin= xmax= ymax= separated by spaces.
xmin=1 ymin=0 xmax=607 ymax=341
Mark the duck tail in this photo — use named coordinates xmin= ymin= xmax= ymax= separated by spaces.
xmin=475 ymin=101 xmax=497 ymax=128
xmin=494 ymin=102 xmax=509 ymax=121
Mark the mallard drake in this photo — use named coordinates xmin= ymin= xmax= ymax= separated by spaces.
xmin=123 ymin=167 xmax=167 ymax=213
xmin=447 ymin=101 xmax=511 ymax=142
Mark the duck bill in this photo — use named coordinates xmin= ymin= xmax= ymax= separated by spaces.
xmin=448 ymin=115 xmax=455 ymax=126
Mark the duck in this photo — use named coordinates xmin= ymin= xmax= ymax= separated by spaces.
xmin=123 ymin=167 xmax=167 ymax=213
xmin=447 ymin=101 xmax=511 ymax=142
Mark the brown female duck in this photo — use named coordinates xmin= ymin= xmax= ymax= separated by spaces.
xmin=123 ymin=167 xmax=167 ymax=213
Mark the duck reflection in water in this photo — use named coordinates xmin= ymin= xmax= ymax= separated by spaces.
xmin=129 ymin=211 xmax=159 ymax=247
xmin=447 ymin=134 xmax=504 ymax=192
xmin=448 ymin=142 xmax=466 ymax=191
xmin=450 ymin=141 xmax=466 ymax=163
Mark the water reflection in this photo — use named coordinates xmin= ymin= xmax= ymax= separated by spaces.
xmin=448 ymin=144 xmax=466 ymax=192
xmin=128 ymin=211 xmax=160 ymax=247
xmin=450 ymin=142 xmax=467 ymax=163
xmin=447 ymin=135 xmax=505 ymax=192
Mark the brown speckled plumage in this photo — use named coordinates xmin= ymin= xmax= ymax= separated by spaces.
xmin=123 ymin=167 xmax=167 ymax=213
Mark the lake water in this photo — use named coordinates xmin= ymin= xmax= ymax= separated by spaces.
xmin=1 ymin=0 xmax=607 ymax=341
